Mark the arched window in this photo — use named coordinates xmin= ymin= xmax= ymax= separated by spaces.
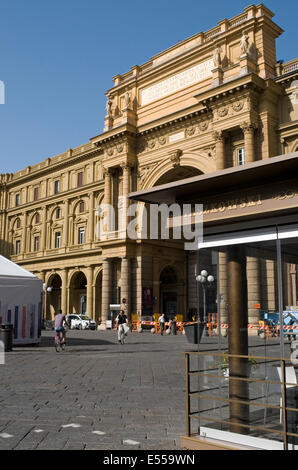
xmin=35 ymin=212 xmax=40 ymax=224
xmin=16 ymin=218 xmax=21 ymax=229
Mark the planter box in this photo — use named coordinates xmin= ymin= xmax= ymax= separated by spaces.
xmin=184 ymin=323 xmax=205 ymax=344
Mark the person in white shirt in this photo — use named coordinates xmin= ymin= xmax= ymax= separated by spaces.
xmin=158 ymin=313 xmax=165 ymax=336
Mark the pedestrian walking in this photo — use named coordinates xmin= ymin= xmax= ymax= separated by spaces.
xmin=158 ymin=313 xmax=165 ymax=335
xmin=115 ymin=310 xmax=128 ymax=343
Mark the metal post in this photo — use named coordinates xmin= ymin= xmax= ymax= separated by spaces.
xmin=276 ymin=237 xmax=285 ymax=359
xmin=185 ymin=353 xmax=190 ymax=437
xmin=281 ymin=359 xmax=288 ymax=450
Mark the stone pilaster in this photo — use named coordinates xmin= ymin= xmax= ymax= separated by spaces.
xmin=103 ymin=168 xmax=112 ymax=237
xmin=41 ymin=206 xmax=47 ymax=252
xmin=88 ymin=193 xmax=94 ymax=244
xmin=21 ymin=212 xmax=27 ymax=255
xmin=63 ymin=200 xmax=69 ymax=248
xmin=60 ymin=269 xmax=68 ymax=316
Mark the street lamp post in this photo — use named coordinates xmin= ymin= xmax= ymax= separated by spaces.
xmin=42 ymin=283 xmax=53 ymax=328
xmin=196 ymin=270 xmax=215 ymax=326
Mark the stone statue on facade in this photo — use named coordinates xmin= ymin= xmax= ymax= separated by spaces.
xmin=240 ymin=31 xmax=250 ymax=55
xmin=213 ymin=46 xmax=222 ymax=68
xmin=123 ymin=89 xmax=131 ymax=109
xmin=106 ymin=96 xmax=113 ymax=117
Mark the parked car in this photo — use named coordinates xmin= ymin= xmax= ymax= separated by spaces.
xmin=66 ymin=314 xmax=96 ymax=330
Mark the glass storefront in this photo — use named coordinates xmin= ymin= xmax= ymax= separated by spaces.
xmin=191 ymin=223 xmax=298 ymax=449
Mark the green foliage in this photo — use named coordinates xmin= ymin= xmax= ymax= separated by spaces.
xmin=213 ymin=352 xmax=258 ymax=370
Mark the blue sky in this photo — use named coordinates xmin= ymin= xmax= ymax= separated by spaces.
xmin=0 ymin=0 xmax=297 ymax=173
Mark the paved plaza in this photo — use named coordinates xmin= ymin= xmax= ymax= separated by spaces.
xmin=0 ymin=329 xmax=193 ymax=450
xmin=0 ymin=327 xmax=289 ymax=451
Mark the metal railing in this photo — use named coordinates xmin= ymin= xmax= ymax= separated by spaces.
xmin=185 ymin=351 xmax=298 ymax=450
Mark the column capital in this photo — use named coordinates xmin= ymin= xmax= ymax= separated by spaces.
xmin=212 ymin=130 xmax=225 ymax=142
xmin=102 ymin=166 xmax=113 ymax=177
xmin=241 ymin=121 xmax=258 ymax=134
xmin=120 ymin=161 xmax=134 ymax=171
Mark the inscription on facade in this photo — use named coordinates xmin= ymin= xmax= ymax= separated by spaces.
xmin=141 ymin=59 xmax=214 ymax=106
xmin=169 ymin=131 xmax=185 ymax=143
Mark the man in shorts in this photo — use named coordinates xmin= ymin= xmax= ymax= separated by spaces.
xmin=54 ymin=309 xmax=68 ymax=344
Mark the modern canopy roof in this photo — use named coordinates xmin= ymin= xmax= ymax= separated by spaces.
xmin=129 ymin=152 xmax=298 ymax=204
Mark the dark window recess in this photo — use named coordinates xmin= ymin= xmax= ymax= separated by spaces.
xmin=77 ymin=172 xmax=83 ymax=187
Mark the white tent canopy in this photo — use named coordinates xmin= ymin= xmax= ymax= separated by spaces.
xmin=0 ymin=256 xmax=43 ymax=344
xmin=0 ymin=255 xmax=36 ymax=279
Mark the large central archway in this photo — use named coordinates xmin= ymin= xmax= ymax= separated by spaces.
xmin=154 ymin=165 xmax=202 ymax=186
xmin=159 ymin=265 xmax=185 ymax=319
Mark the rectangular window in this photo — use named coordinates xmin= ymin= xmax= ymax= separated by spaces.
xmin=237 ymin=148 xmax=245 ymax=166
xmin=15 ymin=240 xmax=21 ymax=254
xmin=78 ymin=227 xmax=85 ymax=245
xmin=55 ymin=231 xmax=61 ymax=249
xmin=79 ymin=201 xmax=85 ymax=213
xmin=34 ymin=236 xmax=39 ymax=252
xmin=15 ymin=194 xmax=20 ymax=207
xmin=56 ymin=207 xmax=61 ymax=219
xmin=54 ymin=180 xmax=60 ymax=194
xmin=33 ymin=187 xmax=39 ymax=201
xmin=77 ymin=172 xmax=83 ymax=187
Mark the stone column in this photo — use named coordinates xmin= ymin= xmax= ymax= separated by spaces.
xmin=213 ymin=131 xmax=225 ymax=170
xmin=41 ymin=206 xmax=47 ymax=252
xmin=247 ymin=256 xmax=261 ymax=324
xmin=121 ymin=256 xmax=130 ymax=319
xmin=120 ymin=163 xmax=131 ymax=236
xmin=241 ymin=122 xmax=257 ymax=163
xmin=101 ymin=258 xmax=112 ymax=329
xmin=60 ymin=269 xmax=68 ymax=316
xmin=86 ymin=266 xmax=93 ymax=318
xmin=227 ymin=245 xmax=249 ymax=435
